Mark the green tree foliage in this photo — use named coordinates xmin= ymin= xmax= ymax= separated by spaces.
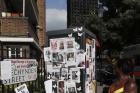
xmin=86 ymin=0 xmax=140 ymax=49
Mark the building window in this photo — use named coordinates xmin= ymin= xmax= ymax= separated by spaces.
xmin=8 ymin=47 xmax=23 ymax=58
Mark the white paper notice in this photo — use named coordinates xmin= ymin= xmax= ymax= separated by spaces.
xmin=1 ymin=61 xmax=12 ymax=80
xmin=15 ymin=84 xmax=29 ymax=93
xmin=44 ymin=80 xmax=52 ymax=93
xmin=2 ymin=59 xmax=38 ymax=85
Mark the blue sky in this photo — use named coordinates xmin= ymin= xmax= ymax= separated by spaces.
xmin=46 ymin=0 xmax=66 ymax=9
xmin=46 ymin=0 xmax=67 ymax=31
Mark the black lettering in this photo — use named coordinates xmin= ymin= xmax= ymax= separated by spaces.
xmin=2 ymin=80 xmax=8 ymax=84
xmin=25 ymin=69 xmax=29 ymax=74
xmin=12 ymin=77 xmax=15 ymax=83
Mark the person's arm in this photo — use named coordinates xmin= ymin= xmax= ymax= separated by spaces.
xmin=125 ymin=79 xmax=137 ymax=93
xmin=108 ymin=83 xmax=115 ymax=93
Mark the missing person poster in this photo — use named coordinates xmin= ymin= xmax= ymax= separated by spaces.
xmin=44 ymin=47 xmax=52 ymax=62
xmin=76 ymin=50 xmax=85 ymax=66
xmin=44 ymin=80 xmax=58 ymax=93
xmin=66 ymin=81 xmax=77 ymax=93
xmin=58 ymin=80 xmax=65 ymax=93
xmin=58 ymin=39 xmax=65 ymax=50
xmin=70 ymin=68 xmax=80 ymax=83
xmin=52 ymin=81 xmax=58 ymax=93
xmin=52 ymin=67 xmax=61 ymax=80
xmin=61 ymin=68 xmax=68 ymax=80
xmin=66 ymin=51 xmax=76 ymax=66
xmin=66 ymin=38 xmax=75 ymax=50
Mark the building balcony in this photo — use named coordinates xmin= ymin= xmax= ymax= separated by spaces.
xmin=0 ymin=17 xmax=39 ymax=43
xmin=1 ymin=0 xmax=39 ymax=25
xmin=26 ymin=0 xmax=39 ymax=24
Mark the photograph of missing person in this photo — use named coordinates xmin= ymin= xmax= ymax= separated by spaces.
xmin=50 ymin=39 xmax=58 ymax=51
xmin=67 ymin=41 xmax=73 ymax=48
xmin=52 ymin=52 xmax=65 ymax=63
xmin=66 ymin=38 xmax=75 ymax=49
xmin=66 ymin=51 xmax=76 ymax=66
xmin=52 ymin=67 xmax=60 ymax=80
xmin=47 ymin=65 xmax=53 ymax=79
xmin=52 ymin=81 xmax=58 ymax=93
xmin=59 ymin=40 xmax=65 ymax=50
xmin=58 ymin=53 xmax=65 ymax=63
xmin=52 ymin=52 xmax=59 ymax=62
xmin=67 ymin=52 xmax=75 ymax=62
xmin=58 ymin=81 xmax=65 ymax=93
xmin=61 ymin=68 xmax=68 ymax=80
xmin=70 ymin=68 xmax=80 ymax=83
xmin=66 ymin=82 xmax=77 ymax=93
xmin=68 ymin=87 xmax=77 ymax=93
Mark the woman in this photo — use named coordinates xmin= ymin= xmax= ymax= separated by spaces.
xmin=108 ymin=59 xmax=137 ymax=93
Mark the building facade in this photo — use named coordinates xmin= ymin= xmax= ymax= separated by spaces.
xmin=67 ymin=0 xmax=98 ymax=27
xmin=0 ymin=0 xmax=46 ymax=61
xmin=37 ymin=0 xmax=46 ymax=48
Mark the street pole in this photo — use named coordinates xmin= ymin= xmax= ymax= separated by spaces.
xmin=23 ymin=0 xmax=25 ymax=17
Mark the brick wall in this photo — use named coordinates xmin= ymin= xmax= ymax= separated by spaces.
xmin=0 ymin=18 xmax=28 ymax=37
xmin=37 ymin=0 xmax=47 ymax=48
xmin=0 ymin=17 xmax=39 ymax=42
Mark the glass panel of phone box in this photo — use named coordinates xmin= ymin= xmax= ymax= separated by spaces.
xmin=44 ymin=37 xmax=96 ymax=93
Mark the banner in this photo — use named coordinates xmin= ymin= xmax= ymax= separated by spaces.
xmin=2 ymin=59 xmax=38 ymax=85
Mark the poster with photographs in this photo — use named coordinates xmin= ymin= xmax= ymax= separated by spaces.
xmin=52 ymin=81 xmax=58 ymax=93
xmin=58 ymin=80 xmax=65 ymax=93
xmin=61 ymin=68 xmax=68 ymax=80
xmin=50 ymin=39 xmax=58 ymax=51
xmin=66 ymin=51 xmax=76 ymax=66
xmin=52 ymin=52 xmax=65 ymax=63
xmin=76 ymin=50 xmax=85 ymax=66
xmin=52 ymin=67 xmax=61 ymax=80
xmin=66 ymin=38 xmax=75 ymax=50
xmin=44 ymin=47 xmax=51 ymax=62
xmin=70 ymin=68 xmax=80 ymax=83
xmin=66 ymin=81 xmax=77 ymax=93
xmin=86 ymin=44 xmax=92 ymax=58
xmin=92 ymin=39 xmax=95 ymax=59
xmin=76 ymin=83 xmax=82 ymax=93
xmin=47 ymin=65 xmax=53 ymax=79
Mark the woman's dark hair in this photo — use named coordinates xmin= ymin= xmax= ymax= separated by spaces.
xmin=117 ymin=58 xmax=134 ymax=75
